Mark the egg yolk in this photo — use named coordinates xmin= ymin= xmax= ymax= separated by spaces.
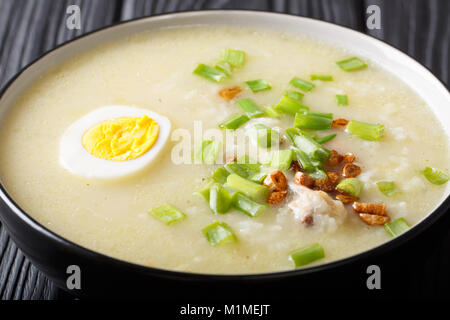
xmin=82 ymin=115 xmax=159 ymax=161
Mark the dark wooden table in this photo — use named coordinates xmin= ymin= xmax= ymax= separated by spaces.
xmin=0 ymin=0 xmax=448 ymax=300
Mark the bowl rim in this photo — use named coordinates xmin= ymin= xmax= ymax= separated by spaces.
xmin=0 ymin=9 xmax=449 ymax=281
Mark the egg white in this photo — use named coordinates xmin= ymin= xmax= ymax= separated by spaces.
xmin=59 ymin=105 xmax=171 ymax=179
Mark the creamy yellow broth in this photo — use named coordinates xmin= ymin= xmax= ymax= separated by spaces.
xmin=0 ymin=26 xmax=448 ymax=274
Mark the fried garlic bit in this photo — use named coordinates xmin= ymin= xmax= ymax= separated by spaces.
xmin=263 ymin=170 xmax=288 ymax=192
xmin=331 ymin=118 xmax=349 ymax=129
xmin=267 ymin=190 xmax=288 ymax=205
xmin=353 ymin=202 xmax=389 ymax=225
xmin=342 ymin=163 xmax=361 ymax=178
xmin=264 ymin=170 xmax=288 ymax=205
xmin=335 ymin=193 xmax=359 ymax=204
xmin=358 ymin=214 xmax=390 ymax=226
xmin=294 ymin=171 xmax=315 ymax=188
xmin=219 ymin=86 xmax=242 ymax=100
xmin=325 ymin=150 xmax=344 ymax=167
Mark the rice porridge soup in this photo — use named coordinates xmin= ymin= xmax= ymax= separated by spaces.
xmin=0 ymin=26 xmax=448 ymax=274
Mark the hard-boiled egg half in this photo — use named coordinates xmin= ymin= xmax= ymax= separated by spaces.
xmin=59 ymin=105 xmax=171 ymax=179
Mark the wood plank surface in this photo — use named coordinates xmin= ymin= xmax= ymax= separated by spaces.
xmin=0 ymin=0 xmax=448 ymax=300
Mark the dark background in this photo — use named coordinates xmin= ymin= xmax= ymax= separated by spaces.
xmin=0 ymin=0 xmax=448 ymax=300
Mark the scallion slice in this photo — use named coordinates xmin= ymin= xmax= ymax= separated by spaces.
xmin=285 ymin=90 xmax=304 ymax=101
xmin=275 ymin=95 xmax=309 ymax=115
xmin=347 ymin=120 xmax=384 ymax=141
xmin=245 ymin=79 xmax=272 ymax=92
xmin=294 ymin=111 xmax=333 ymax=130
xmin=236 ymin=98 xmax=264 ymax=118
xmin=286 ymin=128 xmax=331 ymax=162
xmin=290 ymin=243 xmax=325 ymax=267
xmin=232 ymin=192 xmax=267 ymax=217
xmin=290 ymin=77 xmax=315 ymax=92
xmin=384 ymin=218 xmax=410 ymax=237
xmin=214 ymin=60 xmax=232 ymax=75
xmin=212 ymin=167 xmax=230 ymax=184
xmin=220 ymin=49 xmax=246 ymax=68
xmin=193 ymin=63 xmax=229 ymax=82
xmin=219 ymin=113 xmax=249 ymax=130
xmin=202 ymin=221 xmax=236 ymax=246
xmin=249 ymin=172 xmax=268 ymax=183
xmin=224 ymin=157 xmax=261 ymax=179
xmin=263 ymin=106 xmax=281 ymax=118
xmin=270 ymin=149 xmax=294 ymax=171
xmin=224 ymin=174 xmax=269 ymax=203
xmin=336 ymin=94 xmax=348 ymax=106
xmin=423 ymin=167 xmax=449 ymax=185
xmin=149 ymin=203 xmax=186 ymax=225
xmin=293 ymin=149 xmax=318 ymax=173
xmin=336 ymin=57 xmax=367 ymax=71
xmin=194 ymin=140 xmax=222 ymax=164
xmin=194 ymin=181 xmax=213 ymax=201
xmin=309 ymin=168 xmax=328 ymax=180
xmin=209 ymin=183 xmax=232 ymax=214
xmin=376 ymin=181 xmax=401 ymax=197
xmin=250 ymin=124 xmax=279 ymax=148
xmin=315 ymin=133 xmax=337 ymax=144
xmin=336 ymin=178 xmax=363 ymax=197
xmin=310 ymin=74 xmax=333 ymax=81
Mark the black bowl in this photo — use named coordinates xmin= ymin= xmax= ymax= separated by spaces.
xmin=0 ymin=11 xmax=449 ymax=299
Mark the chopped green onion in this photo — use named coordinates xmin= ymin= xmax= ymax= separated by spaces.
xmin=336 ymin=57 xmax=367 ymax=71
xmin=275 ymin=95 xmax=309 ymax=115
xmin=336 ymin=178 xmax=363 ymax=197
xmin=224 ymin=174 xmax=269 ymax=202
xmin=286 ymin=128 xmax=331 ymax=162
xmin=232 ymin=192 xmax=267 ymax=217
xmin=292 ymin=149 xmax=319 ymax=173
xmin=236 ymin=98 xmax=264 ymax=118
xmin=219 ymin=113 xmax=249 ymax=130
xmin=263 ymin=106 xmax=281 ymax=118
xmin=194 ymin=181 xmax=213 ymax=201
xmin=224 ymin=157 xmax=261 ymax=180
xmin=245 ymin=79 xmax=271 ymax=92
xmin=220 ymin=48 xmax=246 ymax=68
xmin=236 ymin=155 xmax=261 ymax=170
xmin=214 ymin=60 xmax=232 ymax=75
xmin=224 ymin=162 xmax=252 ymax=178
xmin=310 ymin=74 xmax=333 ymax=81
xmin=212 ymin=167 xmax=230 ymax=184
xmin=285 ymin=90 xmax=304 ymax=101
xmin=194 ymin=140 xmax=222 ymax=164
xmin=250 ymin=124 xmax=279 ymax=148
xmin=336 ymin=94 xmax=348 ymax=106
xmin=294 ymin=111 xmax=333 ymax=130
xmin=384 ymin=218 xmax=410 ymax=237
xmin=209 ymin=183 xmax=232 ymax=214
xmin=290 ymin=77 xmax=315 ymax=92
xmin=249 ymin=172 xmax=268 ymax=183
xmin=347 ymin=120 xmax=384 ymax=141
xmin=309 ymin=168 xmax=328 ymax=180
xmin=270 ymin=149 xmax=294 ymax=171
xmin=376 ymin=181 xmax=401 ymax=197
xmin=315 ymin=133 xmax=337 ymax=144
xmin=193 ymin=64 xmax=229 ymax=82
xmin=423 ymin=167 xmax=449 ymax=185
xmin=298 ymin=129 xmax=318 ymax=139
xmin=289 ymin=243 xmax=325 ymax=267
xmin=202 ymin=221 xmax=236 ymax=246
xmin=149 ymin=203 xmax=186 ymax=225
